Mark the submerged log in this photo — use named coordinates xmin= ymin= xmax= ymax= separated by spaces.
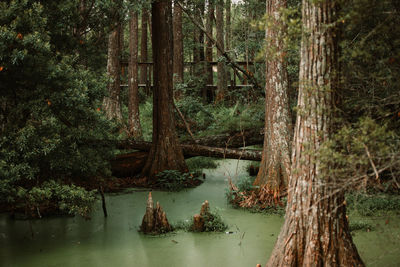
xmin=140 ymin=192 xmax=172 ymax=234
xmin=111 ymin=142 xmax=261 ymax=177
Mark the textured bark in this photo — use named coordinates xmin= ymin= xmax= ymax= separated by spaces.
xmin=225 ymin=0 xmax=231 ymax=52
xmin=173 ymin=2 xmax=184 ymax=83
xmin=128 ymin=11 xmax=142 ymax=139
xmin=266 ymin=1 xmax=364 ymax=266
xmin=216 ymin=0 xmax=226 ymax=101
xmin=253 ymin=0 xmax=291 ymax=194
xmin=140 ymin=9 xmax=149 ymax=85
xmin=141 ymin=0 xmax=188 ymax=181
xmin=141 ymin=192 xmax=172 ymax=234
xmin=192 ymin=200 xmax=210 ymax=232
xmin=205 ymin=0 xmax=214 ymax=100
xmin=225 ymin=0 xmax=231 ymax=87
xmin=103 ymin=24 xmax=122 ymax=121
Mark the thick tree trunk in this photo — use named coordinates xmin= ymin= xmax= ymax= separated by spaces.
xmin=266 ymin=1 xmax=364 ymax=266
xmin=253 ymin=0 xmax=291 ymax=194
xmin=103 ymin=24 xmax=122 ymax=121
xmin=128 ymin=11 xmax=142 ymax=139
xmin=173 ymin=2 xmax=184 ymax=83
xmin=205 ymin=0 xmax=214 ymax=101
xmin=140 ymin=9 xmax=149 ymax=85
xmin=141 ymin=0 xmax=188 ymax=181
xmin=216 ymin=0 xmax=226 ymax=101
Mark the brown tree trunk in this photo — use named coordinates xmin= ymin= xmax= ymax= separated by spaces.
xmin=140 ymin=9 xmax=149 ymax=85
xmin=141 ymin=0 xmax=188 ymax=181
xmin=128 ymin=11 xmax=142 ymax=139
xmin=225 ymin=0 xmax=231 ymax=89
xmin=205 ymin=0 xmax=214 ymax=101
xmin=225 ymin=0 xmax=231 ymax=52
xmin=103 ymin=23 xmax=122 ymax=121
xmin=173 ymin=1 xmax=184 ymax=83
xmin=216 ymin=0 xmax=226 ymax=101
xmin=266 ymin=1 xmax=364 ymax=266
xmin=253 ymin=0 xmax=291 ymax=195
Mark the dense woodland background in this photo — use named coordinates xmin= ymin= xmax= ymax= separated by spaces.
xmin=1 ymin=0 xmax=400 ymax=265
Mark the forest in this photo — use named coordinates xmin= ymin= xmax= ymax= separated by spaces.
xmin=0 ymin=0 xmax=399 ymax=266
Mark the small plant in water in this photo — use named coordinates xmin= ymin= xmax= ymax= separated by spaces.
xmin=155 ymin=170 xmax=203 ymax=191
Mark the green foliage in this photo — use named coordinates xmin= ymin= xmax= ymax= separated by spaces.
xmin=174 ymin=209 xmax=228 ymax=232
xmin=339 ymin=0 xmax=400 ymax=131
xmin=319 ymin=117 xmax=400 ymax=190
xmin=155 ymin=170 xmax=202 ymax=191
xmin=346 ymin=193 xmax=400 ymax=216
xmin=0 ymin=0 xmax=118 ymax=217
xmin=200 ymin=209 xmax=228 ymax=232
xmin=186 ymin=157 xmax=219 ymax=172
xmin=349 ymin=219 xmax=374 ymax=232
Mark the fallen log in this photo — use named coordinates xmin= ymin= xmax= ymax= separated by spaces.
xmin=117 ymin=128 xmax=264 ymax=150
xmin=111 ymin=141 xmax=262 ymax=177
xmin=182 ymin=128 xmax=264 ymax=148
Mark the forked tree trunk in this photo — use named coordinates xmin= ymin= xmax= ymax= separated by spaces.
xmin=216 ymin=0 xmax=226 ymax=101
xmin=173 ymin=1 xmax=184 ymax=83
xmin=103 ymin=23 xmax=122 ymax=121
xmin=253 ymin=0 xmax=291 ymax=194
xmin=266 ymin=1 xmax=364 ymax=266
xmin=140 ymin=9 xmax=149 ymax=85
xmin=141 ymin=0 xmax=188 ymax=181
xmin=205 ymin=0 xmax=214 ymax=101
xmin=128 ymin=11 xmax=142 ymax=139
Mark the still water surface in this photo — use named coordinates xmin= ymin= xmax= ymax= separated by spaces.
xmin=1 ymin=160 xmax=399 ymax=266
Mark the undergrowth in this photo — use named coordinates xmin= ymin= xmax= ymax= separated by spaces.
xmin=173 ymin=209 xmax=228 ymax=232
xmin=186 ymin=157 xmax=219 ymax=172
xmin=346 ymin=193 xmax=400 ymax=216
xmin=154 ymin=170 xmax=203 ymax=191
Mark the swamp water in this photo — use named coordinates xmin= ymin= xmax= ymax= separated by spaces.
xmin=1 ymin=160 xmax=399 ymax=267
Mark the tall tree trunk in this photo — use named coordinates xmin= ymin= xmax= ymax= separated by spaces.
xmin=225 ymin=0 xmax=231 ymax=53
xmin=216 ymin=0 xmax=226 ymax=101
xmin=253 ymin=0 xmax=291 ymax=195
xmin=141 ymin=0 xmax=188 ymax=181
xmin=199 ymin=2 xmax=205 ymax=62
xmin=266 ymin=1 xmax=364 ymax=266
xmin=225 ymin=0 xmax=231 ymax=88
xmin=128 ymin=11 xmax=142 ymax=139
xmin=173 ymin=1 xmax=184 ymax=83
xmin=205 ymin=0 xmax=214 ymax=91
xmin=140 ymin=9 xmax=149 ymax=85
xmin=103 ymin=24 xmax=122 ymax=121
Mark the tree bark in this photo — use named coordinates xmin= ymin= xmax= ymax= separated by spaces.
xmin=225 ymin=0 xmax=231 ymax=54
xmin=140 ymin=9 xmax=149 ymax=85
xmin=253 ymin=0 xmax=291 ymax=195
xmin=216 ymin=0 xmax=226 ymax=101
xmin=266 ymin=1 xmax=364 ymax=266
xmin=205 ymin=0 xmax=214 ymax=101
xmin=103 ymin=23 xmax=122 ymax=121
xmin=141 ymin=0 xmax=188 ymax=181
xmin=173 ymin=2 xmax=184 ymax=83
xmin=128 ymin=11 xmax=142 ymax=139
xmin=225 ymin=0 xmax=231 ymax=88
